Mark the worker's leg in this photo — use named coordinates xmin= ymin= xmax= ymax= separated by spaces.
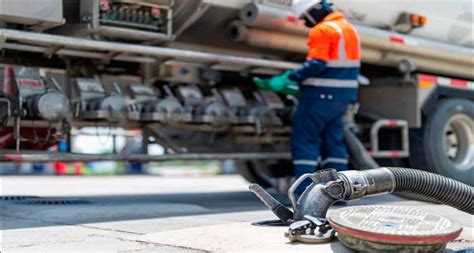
xmin=291 ymin=98 xmax=325 ymax=196
xmin=321 ymin=102 xmax=349 ymax=171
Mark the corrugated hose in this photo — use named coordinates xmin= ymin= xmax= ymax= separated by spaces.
xmin=344 ymin=128 xmax=474 ymax=214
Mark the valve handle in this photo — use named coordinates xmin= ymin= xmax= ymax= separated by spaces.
xmin=288 ymin=173 xmax=319 ymax=211
xmin=211 ymin=88 xmax=225 ymax=103
xmin=112 ymin=81 xmax=123 ymax=96
xmin=163 ymin=85 xmax=175 ymax=97
xmin=49 ymin=77 xmax=65 ymax=94
xmin=249 ymin=184 xmax=294 ymax=225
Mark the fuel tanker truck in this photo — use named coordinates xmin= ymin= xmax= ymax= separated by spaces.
xmin=0 ymin=0 xmax=472 ymax=187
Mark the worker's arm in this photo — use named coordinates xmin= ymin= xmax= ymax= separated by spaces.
xmin=289 ymin=26 xmax=332 ymax=82
xmin=289 ymin=60 xmax=327 ymax=82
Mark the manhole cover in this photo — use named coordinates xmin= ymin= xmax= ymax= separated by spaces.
xmin=0 ymin=195 xmax=40 ymax=201
xmin=328 ymin=205 xmax=462 ymax=253
xmin=15 ymin=198 xmax=91 ymax=205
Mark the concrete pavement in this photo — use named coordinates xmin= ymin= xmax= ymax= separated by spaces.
xmin=1 ymin=175 xmax=473 ymax=252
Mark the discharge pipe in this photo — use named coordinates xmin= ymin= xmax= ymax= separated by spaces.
xmin=227 ymin=21 xmax=308 ymax=53
xmin=228 ymin=20 xmax=473 ymax=78
xmin=239 ymin=3 xmax=309 ymax=35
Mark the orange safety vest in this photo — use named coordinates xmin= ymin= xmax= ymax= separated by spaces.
xmin=307 ymin=12 xmax=361 ymax=64
xmin=292 ymin=11 xmax=361 ymax=102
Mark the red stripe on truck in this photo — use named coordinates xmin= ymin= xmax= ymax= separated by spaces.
xmin=387 ymin=120 xmax=398 ymax=126
xmin=450 ymin=79 xmax=468 ymax=88
xmin=389 ymin=36 xmax=404 ymax=44
xmin=287 ymin=16 xmax=297 ymax=23
xmin=418 ymin=74 xmax=437 ymax=83
xmin=3 ymin=154 xmax=23 ymax=162
xmin=390 ymin=151 xmax=401 ymax=158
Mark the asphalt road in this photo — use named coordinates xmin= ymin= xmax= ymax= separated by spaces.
xmin=0 ymin=175 xmax=472 ymax=252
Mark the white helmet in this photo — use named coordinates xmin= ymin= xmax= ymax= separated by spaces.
xmin=292 ymin=0 xmax=333 ymax=19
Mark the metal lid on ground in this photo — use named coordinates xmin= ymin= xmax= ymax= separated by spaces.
xmin=328 ymin=205 xmax=462 ymax=253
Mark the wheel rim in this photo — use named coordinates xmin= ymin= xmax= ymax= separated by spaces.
xmin=442 ymin=114 xmax=474 ymax=171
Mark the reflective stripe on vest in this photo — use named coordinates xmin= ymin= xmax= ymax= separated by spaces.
xmin=293 ymin=160 xmax=319 ymax=166
xmin=326 ymin=60 xmax=360 ymax=68
xmin=324 ymin=21 xmax=346 ymax=59
xmin=324 ymin=22 xmax=360 ymax=68
xmin=303 ymin=21 xmax=360 ymax=89
xmin=303 ymin=78 xmax=358 ymax=88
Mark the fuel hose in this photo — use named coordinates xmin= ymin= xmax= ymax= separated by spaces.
xmin=388 ymin=167 xmax=473 ymax=214
xmin=344 ymin=127 xmax=379 ymax=170
xmin=345 ymin=127 xmax=435 ymax=202
xmin=343 ymin=128 xmax=473 ymax=214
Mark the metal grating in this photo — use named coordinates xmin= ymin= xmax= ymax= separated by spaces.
xmin=258 ymin=0 xmax=293 ymax=7
xmin=15 ymin=198 xmax=91 ymax=205
xmin=0 ymin=195 xmax=40 ymax=201
xmin=252 ymin=219 xmax=287 ymax=227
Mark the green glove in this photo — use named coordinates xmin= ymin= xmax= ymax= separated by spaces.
xmin=253 ymin=77 xmax=271 ymax=91
xmin=252 ymin=71 xmax=300 ymax=96
xmin=268 ymin=70 xmax=298 ymax=92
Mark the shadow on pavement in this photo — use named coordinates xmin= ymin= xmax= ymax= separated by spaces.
xmin=1 ymin=190 xmax=405 ymax=231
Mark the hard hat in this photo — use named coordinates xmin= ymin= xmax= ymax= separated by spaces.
xmin=292 ymin=0 xmax=333 ymax=19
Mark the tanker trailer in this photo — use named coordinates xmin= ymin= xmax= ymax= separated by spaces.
xmin=0 ymin=0 xmax=472 ymax=187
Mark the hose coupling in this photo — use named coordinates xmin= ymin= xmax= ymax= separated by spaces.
xmin=338 ymin=168 xmax=396 ymax=200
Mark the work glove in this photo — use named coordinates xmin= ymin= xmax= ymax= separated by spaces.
xmin=253 ymin=71 xmax=300 ymax=96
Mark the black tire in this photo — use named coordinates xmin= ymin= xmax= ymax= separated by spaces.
xmin=410 ymin=99 xmax=474 ymax=185
xmin=235 ymin=160 xmax=271 ymax=187
xmin=235 ymin=159 xmax=294 ymax=191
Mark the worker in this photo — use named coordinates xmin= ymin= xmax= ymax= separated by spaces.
xmin=254 ymin=0 xmax=361 ymax=196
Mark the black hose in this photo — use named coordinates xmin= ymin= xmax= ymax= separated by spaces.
xmin=344 ymin=128 xmax=378 ymax=170
xmin=0 ymin=93 xmax=11 ymax=128
xmin=388 ymin=167 xmax=474 ymax=214
xmin=344 ymin=127 xmax=445 ymax=203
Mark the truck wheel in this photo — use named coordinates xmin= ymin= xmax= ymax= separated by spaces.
xmin=410 ymin=99 xmax=474 ymax=185
xmin=236 ymin=160 xmax=294 ymax=193
xmin=235 ymin=160 xmax=271 ymax=188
